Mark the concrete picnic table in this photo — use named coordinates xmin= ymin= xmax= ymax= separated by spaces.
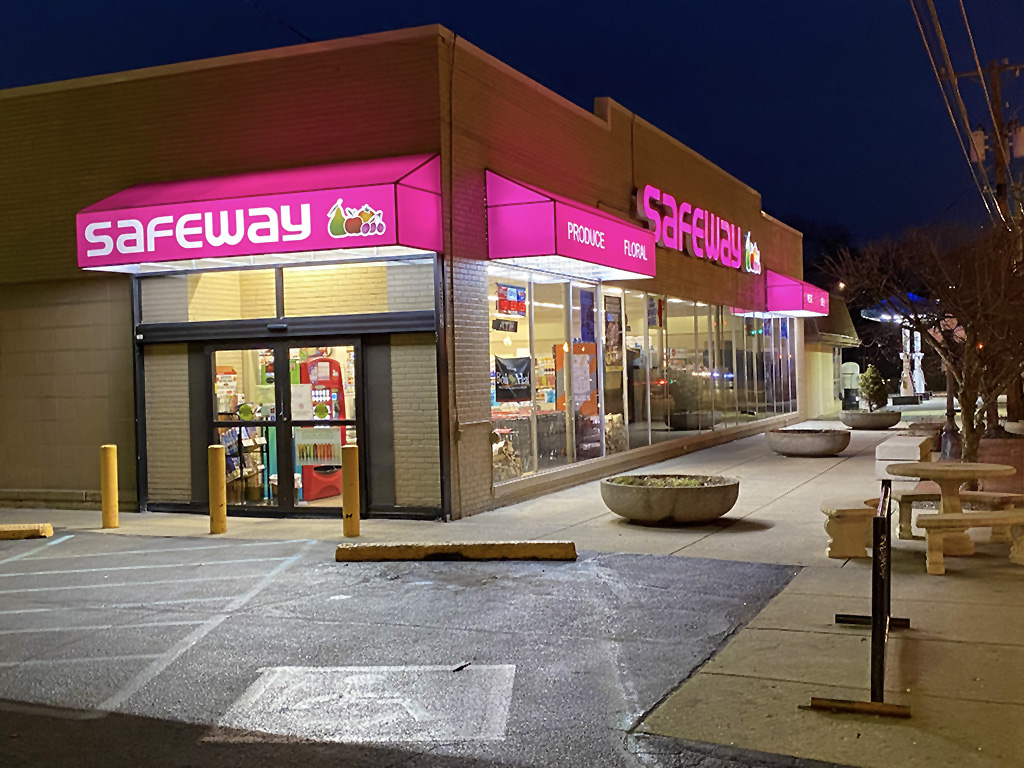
xmin=886 ymin=461 xmax=1016 ymax=555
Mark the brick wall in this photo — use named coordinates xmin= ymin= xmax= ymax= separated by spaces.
xmin=390 ymin=333 xmax=441 ymax=507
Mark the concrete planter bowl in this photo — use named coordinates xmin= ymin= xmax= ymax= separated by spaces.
xmin=600 ymin=474 xmax=740 ymax=525
xmin=766 ymin=428 xmax=851 ymax=457
xmin=839 ymin=410 xmax=902 ymax=430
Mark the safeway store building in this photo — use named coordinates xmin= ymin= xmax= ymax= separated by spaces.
xmin=0 ymin=25 xmax=843 ymax=520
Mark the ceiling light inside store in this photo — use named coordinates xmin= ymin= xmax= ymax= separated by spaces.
xmin=667 ymin=298 xmax=685 ymax=304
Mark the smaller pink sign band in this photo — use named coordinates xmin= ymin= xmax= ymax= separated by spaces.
xmin=766 ymin=270 xmax=829 ymax=317
xmin=486 ymin=172 xmax=655 ymax=278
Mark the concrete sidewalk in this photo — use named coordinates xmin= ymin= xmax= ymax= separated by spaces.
xmin=2 ymin=419 xmax=1022 ymax=767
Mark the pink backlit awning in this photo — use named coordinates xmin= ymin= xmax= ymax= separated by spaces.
xmin=77 ymin=154 xmax=442 ymax=270
xmin=766 ymin=270 xmax=829 ymax=317
xmin=485 ymin=171 xmax=656 ymax=280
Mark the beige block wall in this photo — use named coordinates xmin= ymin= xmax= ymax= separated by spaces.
xmin=805 ymin=344 xmax=840 ymax=419
xmin=144 ymin=344 xmax=191 ymax=501
xmin=391 ymin=334 xmax=442 ymax=507
xmin=0 ymin=275 xmax=135 ymax=495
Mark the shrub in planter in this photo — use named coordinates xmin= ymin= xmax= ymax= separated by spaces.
xmin=859 ymin=364 xmax=889 ymax=412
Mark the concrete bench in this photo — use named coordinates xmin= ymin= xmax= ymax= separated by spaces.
xmin=820 ymin=500 xmax=875 ymax=559
xmin=917 ymin=510 xmax=1024 ymax=575
xmin=892 ymin=490 xmax=1024 ymax=540
xmin=875 ymin=436 xmax=932 ymax=462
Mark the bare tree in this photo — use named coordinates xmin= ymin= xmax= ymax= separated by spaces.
xmin=829 ymin=226 xmax=1024 ymax=462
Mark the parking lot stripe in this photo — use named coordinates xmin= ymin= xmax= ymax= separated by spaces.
xmin=0 ymin=654 xmax=162 ymax=668
xmin=0 ymin=556 xmax=289 ymax=578
xmin=99 ymin=540 xmax=314 ymax=713
xmin=0 ymin=534 xmax=73 ymax=565
xmin=23 ymin=539 xmax=311 ymax=562
xmin=0 ymin=621 xmax=203 ymax=635
xmin=0 ymin=574 xmax=249 ymax=595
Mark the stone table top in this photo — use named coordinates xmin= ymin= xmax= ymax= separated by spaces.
xmin=884 ymin=462 xmax=1016 ymax=482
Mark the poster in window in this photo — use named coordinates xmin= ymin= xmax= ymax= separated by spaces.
xmin=496 ymin=284 xmax=527 ymax=317
xmin=604 ymin=295 xmax=622 ymax=368
xmin=579 ymin=289 xmax=595 ymax=343
xmin=647 ymin=296 xmax=663 ymax=328
xmin=494 ymin=356 xmax=531 ymax=402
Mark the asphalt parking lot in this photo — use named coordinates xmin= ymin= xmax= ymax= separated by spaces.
xmin=0 ymin=531 xmax=844 ymax=767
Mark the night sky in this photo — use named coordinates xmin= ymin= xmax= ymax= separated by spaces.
xmin=3 ymin=1 xmax=1023 ymax=245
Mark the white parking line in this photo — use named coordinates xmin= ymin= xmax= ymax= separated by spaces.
xmin=0 ymin=556 xmax=289 ymax=579
xmin=99 ymin=540 xmax=315 ymax=713
xmin=23 ymin=539 xmax=311 ymax=562
xmin=0 ymin=535 xmax=73 ymax=566
xmin=0 ymin=654 xmax=162 ymax=668
xmin=0 ymin=574 xmax=250 ymax=595
xmin=103 ymin=596 xmax=243 ymax=608
xmin=0 ymin=620 xmax=203 ymax=636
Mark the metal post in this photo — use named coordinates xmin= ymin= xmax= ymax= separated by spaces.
xmin=101 ymin=445 xmax=119 ymax=529
xmin=342 ymin=445 xmax=360 ymax=537
xmin=941 ymin=365 xmax=962 ymax=461
xmin=209 ymin=445 xmax=227 ymax=535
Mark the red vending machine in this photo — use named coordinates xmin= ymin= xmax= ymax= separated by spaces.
xmin=298 ymin=356 xmax=346 ymax=501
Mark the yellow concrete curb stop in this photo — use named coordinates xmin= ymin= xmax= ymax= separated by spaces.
xmin=0 ymin=523 xmax=54 ymax=540
xmin=335 ymin=541 xmax=577 ymax=562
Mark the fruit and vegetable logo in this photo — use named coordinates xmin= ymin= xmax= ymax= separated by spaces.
xmin=743 ymin=232 xmax=762 ymax=275
xmin=327 ymin=199 xmax=387 ymax=238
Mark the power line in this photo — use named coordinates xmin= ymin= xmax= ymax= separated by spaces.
xmin=242 ymin=0 xmax=313 ymax=44
xmin=909 ymin=0 xmax=999 ymax=222
xmin=923 ymin=0 xmax=1007 ymax=225
xmin=957 ymin=0 xmax=1014 ymax=200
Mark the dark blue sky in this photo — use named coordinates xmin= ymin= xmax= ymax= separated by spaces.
xmin=3 ymin=1 xmax=1023 ymax=243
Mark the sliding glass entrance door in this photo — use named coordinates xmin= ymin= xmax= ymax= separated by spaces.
xmin=207 ymin=341 xmax=360 ymax=515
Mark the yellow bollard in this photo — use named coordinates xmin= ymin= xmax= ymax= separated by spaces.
xmin=100 ymin=444 xmax=119 ymax=529
xmin=209 ymin=445 xmax=227 ymax=535
xmin=342 ymin=445 xmax=360 ymax=537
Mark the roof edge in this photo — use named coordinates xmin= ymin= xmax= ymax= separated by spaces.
xmin=0 ymin=24 xmax=450 ymax=100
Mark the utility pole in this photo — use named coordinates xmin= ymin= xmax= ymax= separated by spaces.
xmin=941 ymin=59 xmax=1024 ymax=425
xmin=941 ymin=59 xmax=1024 ymax=224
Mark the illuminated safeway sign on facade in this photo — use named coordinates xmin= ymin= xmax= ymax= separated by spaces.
xmin=635 ymin=183 xmax=762 ymax=275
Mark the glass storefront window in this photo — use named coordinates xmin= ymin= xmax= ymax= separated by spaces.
xmin=623 ymin=290 xmax=650 ymax=448
xmin=138 ymin=257 xmax=435 ymax=324
xmin=489 ymin=274 xmax=535 ymax=481
xmin=284 ymin=258 xmax=434 ymax=316
xmin=486 ymin=268 xmax=802 ymax=485
xmin=532 ymin=278 xmax=571 ymax=469
xmin=601 ymin=287 xmax=627 ymax=454
xmin=571 ymin=283 xmax=602 ymax=462
xmin=140 ymin=269 xmax=277 ymax=324
xmin=716 ymin=309 xmax=746 ymax=428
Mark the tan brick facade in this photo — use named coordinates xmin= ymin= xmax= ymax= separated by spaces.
xmin=0 ymin=25 xmax=808 ymax=518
